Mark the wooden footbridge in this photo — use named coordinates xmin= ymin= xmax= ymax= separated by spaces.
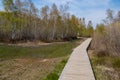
xmin=59 ymin=38 xmax=95 ymax=80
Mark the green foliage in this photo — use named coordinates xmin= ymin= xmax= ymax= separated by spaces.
xmin=96 ymin=24 xmax=105 ymax=34
xmin=44 ymin=73 xmax=59 ymax=80
xmin=78 ymin=20 xmax=94 ymax=37
xmin=85 ymin=27 xmax=94 ymax=37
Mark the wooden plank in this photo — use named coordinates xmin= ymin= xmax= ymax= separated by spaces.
xmin=59 ymin=38 xmax=95 ymax=80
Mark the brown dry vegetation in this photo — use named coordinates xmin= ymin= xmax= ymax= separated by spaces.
xmin=91 ymin=9 xmax=120 ymax=57
xmin=0 ymin=38 xmax=84 ymax=80
xmin=0 ymin=57 xmax=64 ymax=80
xmin=89 ymin=9 xmax=120 ymax=80
xmin=88 ymin=50 xmax=120 ymax=80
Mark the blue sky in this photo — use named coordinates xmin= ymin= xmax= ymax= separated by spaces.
xmin=0 ymin=0 xmax=120 ymax=26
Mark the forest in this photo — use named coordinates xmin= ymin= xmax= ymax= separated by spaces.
xmin=0 ymin=0 xmax=93 ymax=43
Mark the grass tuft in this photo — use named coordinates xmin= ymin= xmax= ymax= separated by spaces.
xmin=44 ymin=59 xmax=67 ymax=80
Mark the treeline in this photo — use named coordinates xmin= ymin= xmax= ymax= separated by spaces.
xmin=0 ymin=0 xmax=93 ymax=42
xmin=92 ymin=9 xmax=120 ymax=57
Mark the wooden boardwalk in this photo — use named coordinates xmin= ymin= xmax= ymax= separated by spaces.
xmin=59 ymin=38 xmax=95 ymax=80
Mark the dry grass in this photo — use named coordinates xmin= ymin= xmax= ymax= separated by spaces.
xmin=0 ymin=38 xmax=85 ymax=80
xmin=0 ymin=57 xmax=65 ymax=80
xmin=88 ymin=50 xmax=120 ymax=80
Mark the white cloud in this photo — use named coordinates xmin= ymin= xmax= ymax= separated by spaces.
xmin=44 ymin=0 xmax=74 ymax=6
xmin=68 ymin=0 xmax=112 ymax=27
xmin=75 ymin=0 xmax=110 ymax=6
xmin=84 ymin=10 xmax=106 ymax=27
xmin=45 ymin=0 xmax=110 ymax=7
